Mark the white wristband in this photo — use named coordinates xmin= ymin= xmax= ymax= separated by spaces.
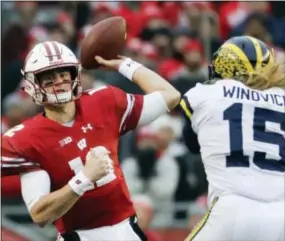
xmin=118 ymin=58 xmax=142 ymax=81
xmin=68 ymin=171 xmax=95 ymax=196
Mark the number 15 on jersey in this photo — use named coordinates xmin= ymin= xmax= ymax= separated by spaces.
xmin=224 ymin=103 xmax=285 ymax=172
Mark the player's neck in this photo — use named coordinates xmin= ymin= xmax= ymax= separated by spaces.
xmin=44 ymin=101 xmax=76 ymax=124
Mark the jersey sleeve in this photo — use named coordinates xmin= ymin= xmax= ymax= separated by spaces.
xmin=21 ymin=170 xmax=51 ymax=211
xmin=1 ymin=135 xmax=40 ymax=176
xmin=179 ymin=83 xmax=206 ymax=152
xmin=179 ymin=83 xmax=206 ymax=120
xmin=1 ymin=175 xmax=22 ymax=198
xmin=182 ymin=121 xmax=200 ymax=154
xmin=108 ymin=86 xmax=144 ymax=135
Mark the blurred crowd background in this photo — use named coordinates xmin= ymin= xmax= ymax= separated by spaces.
xmin=1 ymin=1 xmax=285 ymax=241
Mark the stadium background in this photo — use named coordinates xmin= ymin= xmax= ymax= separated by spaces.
xmin=1 ymin=1 xmax=285 ymax=241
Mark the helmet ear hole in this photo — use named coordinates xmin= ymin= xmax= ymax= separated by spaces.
xmin=261 ymin=51 xmax=270 ymax=67
xmin=69 ymin=67 xmax=78 ymax=80
xmin=34 ymin=73 xmax=45 ymax=87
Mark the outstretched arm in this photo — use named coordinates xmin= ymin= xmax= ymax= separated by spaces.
xmin=95 ymin=56 xmax=181 ymax=111
xmin=131 ymin=64 xmax=181 ymax=110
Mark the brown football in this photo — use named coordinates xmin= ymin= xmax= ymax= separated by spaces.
xmin=80 ymin=16 xmax=127 ymax=69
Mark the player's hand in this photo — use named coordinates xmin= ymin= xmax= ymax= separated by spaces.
xmin=94 ymin=55 xmax=126 ymax=71
xmin=83 ymin=146 xmax=114 ymax=182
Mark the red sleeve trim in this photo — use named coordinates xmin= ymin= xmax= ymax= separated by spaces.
xmin=1 ymin=166 xmax=40 ymax=176
xmin=120 ymin=94 xmax=143 ymax=135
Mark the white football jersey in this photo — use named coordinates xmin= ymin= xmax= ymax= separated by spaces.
xmin=183 ymin=79 xmax=285 ymax=203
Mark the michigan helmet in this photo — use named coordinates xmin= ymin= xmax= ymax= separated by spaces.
xmin=21 ymin=41 xmax=82 ymax=105
xmin=209 ymin=36 xmax=275 ymax=80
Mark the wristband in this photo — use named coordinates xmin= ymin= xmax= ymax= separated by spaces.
xmin=68 ymin=171 xmax=95 ymax=196
xmin=118 ymin=58 xmax=142 ymax=81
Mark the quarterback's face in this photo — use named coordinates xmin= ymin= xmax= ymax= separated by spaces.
xmin=38 ymin=69 xmax=72 ymax=94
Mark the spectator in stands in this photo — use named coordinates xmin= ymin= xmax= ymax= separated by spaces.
xmin=177 ymin=3 xmax=215 ymax=38
xmin=141 ymin=26 xmax=173 ymax=60
xmin=140 ymin=42 xmax=159 ymax=70
xmin=218 ymin=1 xmax=271 ymax=40
xmin=90 ymin=2 xmax=115 ymax=24
xmin=156 ymin=30 xmax=187 ymax=81
xmin=149 ymin=114 xmax=185 ymax=158
xmin=122 ymin=124 xmax=179 ymax=226
xmin=55 ymin=11 xmax=76 ymax=46
xmin=125 ymin=38 xmax=159 ymax=70
xmin=232 ymin=12 xmax=272 ymax=43
xmin=232 ymin=12 xmax=285 ymax=65
xmin=81 ymin=69 xmax=105 ymax=90
xmin=170 ymin=39 xmax=208 ymax=94
xmin=2 ymin=2 xmax=38 ymax=67
xmin=181 ymin=39 xmax=208 ymax=79
xmin=139 ymin=4 xmax=172 ymax=60
xmin=113 ymin=2 xmax=144 ymax=39
xmin=172 ymin=30 xmax=192 ymax=57
xmin=45 ymin=22 xmax=71 ymax=47
xmin=2 ymin=92 xmax=38 ymax=134
xmin=27 ymin=26 xmax=49 ymax=50
xmin=187 ymin=193 xmax=208 ymax=231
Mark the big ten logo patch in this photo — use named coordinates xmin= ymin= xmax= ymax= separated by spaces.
xmin=59 ymin=136 xmax=73 ymax=146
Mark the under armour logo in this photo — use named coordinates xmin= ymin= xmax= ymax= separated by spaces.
xmin=77 ymin=138 xmax=87 ymax=151
xmin=81 ymin=123 xmax=93 ymax=133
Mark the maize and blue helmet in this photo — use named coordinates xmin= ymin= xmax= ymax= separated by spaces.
xmin=209 ymin=36 xmax=276 ymax=80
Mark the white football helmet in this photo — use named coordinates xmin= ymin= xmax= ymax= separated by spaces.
xmin=21 ymin=41 xmax=82 ymax=105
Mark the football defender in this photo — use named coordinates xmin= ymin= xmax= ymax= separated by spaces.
xmin=1 ymin=41 xmax=180 ymax=241
xmin=180 ymin=36 xmax=285 ymax=241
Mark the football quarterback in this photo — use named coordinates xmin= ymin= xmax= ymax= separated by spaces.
xmin=1 ymin=41 xmax=180 ymax=241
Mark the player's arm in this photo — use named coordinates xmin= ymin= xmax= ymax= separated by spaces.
xmin=2 ymin=136 xmax=111 ymax=227
xmin=1 ymin=137 xmax=81 ymax=227
xmin=131 ymin=63 xmax=181 ymax=110
xmin=182 ymin=120 xmax=200 ymax=154
xmin=105 ymin=86 xmax=172 ymax=134
xmin=179 ymin=89 xmax=201 ymax=154
xmin=95 ymin=56 xmax=181 ymax=111
xmin=20 ymin=170 xmax=84 ymax=227
xmin=23 ymin=149 xmax=112 ymax=227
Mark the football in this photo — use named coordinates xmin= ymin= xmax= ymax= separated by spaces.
xmin=80 ymin=16 xmax=127 ymax=69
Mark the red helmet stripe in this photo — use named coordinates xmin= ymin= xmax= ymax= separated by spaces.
xmin=52 ymin=42 xmax=62 ymax=60
xmin=43 ymin=42 xmax=53 ymax=62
